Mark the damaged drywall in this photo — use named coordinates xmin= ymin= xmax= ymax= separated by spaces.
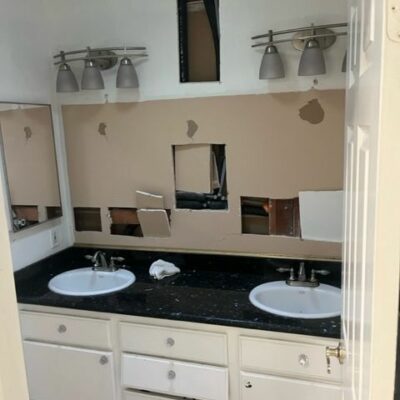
xmin=299 ymin=98 xmax=325 ymax=124
xmin=62 ymin=89 xmax=345 ymax=259
xmin=186 ymin=119 xmax=199 ymax=138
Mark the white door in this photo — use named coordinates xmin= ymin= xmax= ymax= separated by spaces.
xmin=23 ymin=341 xmax=116 ymax=400
xmin=342 ymin=0 xmax=400 ymax=399
xmin=0 ymin=162 xmax=28 ymax=399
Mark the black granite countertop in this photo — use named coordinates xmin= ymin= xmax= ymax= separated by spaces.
xmin=14 ymin=247 xmax=341 ymax=338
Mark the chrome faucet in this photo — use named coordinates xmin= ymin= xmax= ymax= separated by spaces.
xmin=85 ymin=251 xmax=125 ymax=272
xmin=298 ymin=262 xmax=307 ymax=282
xmin=277 ymin=262 xmax=330 ymax=288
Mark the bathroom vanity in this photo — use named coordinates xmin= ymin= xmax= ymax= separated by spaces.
xmin=15 ymin=247 xmax=342 ymax=400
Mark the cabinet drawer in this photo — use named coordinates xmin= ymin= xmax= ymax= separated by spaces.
xmin=124 ymin=391 xmax=175 ymax=400
xmin=240 ymin=336 xmax=341 ymax=382
xmin=120 ymin=322 xmax=227 ymax=365
xmin=20 ymin=311 xmax=112 ymax=349
xmin=240 ymin=372 xmax=340 ymax=400
xmin=122 ymin=354 xmax=228 ymax=400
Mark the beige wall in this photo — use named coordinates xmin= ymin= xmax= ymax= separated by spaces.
xmin=63 ymin=89 xmax=344 ymax=259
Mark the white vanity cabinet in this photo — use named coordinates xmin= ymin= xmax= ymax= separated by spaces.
xmin=19 ymin=311 xmax=116 ymax=400
xmin=19 ymin=306 xmax=342 ymax=400
xmin=240 ymin=373 xmax=341 ymax=400
xmin=23 ymin=341 xmax=115 ymax=400
xmin=239 ymin=336 xmax=341 ymax=400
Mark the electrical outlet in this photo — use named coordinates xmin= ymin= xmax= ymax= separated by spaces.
xmin=50 ymin=229 xmax=60 ymax=248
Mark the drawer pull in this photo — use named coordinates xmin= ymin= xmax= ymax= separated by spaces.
xmin=99 ymin=356 xmax=108 ymax=365
xmin=298 ymin=354 xmax=309 ymax=367
xmin=166 ymin=337 xmax=175 ymax=347
xmin=245 ymin=381 xmax=252 ymax=388
xmin=57 ymin=324 xmax=67 ymax=333
xmin=167 ymin=370 xmax=176 ymax=380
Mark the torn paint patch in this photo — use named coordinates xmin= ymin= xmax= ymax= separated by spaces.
xmin=299 ymin=98 xmax=325 ymax=125
xmin=186 ymin=119 xmax=198 ymax=138
xmin=98 ymin=122 xmax=107 ymax=136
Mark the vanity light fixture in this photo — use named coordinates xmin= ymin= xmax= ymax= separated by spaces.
xmin=81 ymin=59 xmax=104 ymax=90
xmin=53 ymin=46 xmax=147 ymax=93
xmin=56 ymin=52 xmax=79 ymax=92
xmin=116 ymin=57 xmax=139 ymax=88
xmin=259 ymin=30 xmax=284 ymax=79
xmin=298 ymin=36 xmax=326 ymax=76
xmin=252 ymin=23 xmax=348 ymax=79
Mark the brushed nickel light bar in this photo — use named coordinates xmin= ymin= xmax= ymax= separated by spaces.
xmin=252 ymin=23 xmax=348 ymax=79
xmin=54 ymin=46 xmax=148 ymax=92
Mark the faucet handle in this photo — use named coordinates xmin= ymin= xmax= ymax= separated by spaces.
xmin=276 ymin=267 xmax=295 ymax=281
xmin=85 ymin=254 xmax=95 ymax=261
xmin=310 ymin=269 xmax=330 ymax=282
xmin=110 ymin=256 xmax=125 ymax=268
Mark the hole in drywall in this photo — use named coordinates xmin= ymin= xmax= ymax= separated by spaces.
xmin=46 ymin=206 xmax=62 ymax=220
xmin=241 ymin=197 xmax=300 ymax=237
xmin=12 ymin=205 xmax=39 ymax=229
xmin=109 ymin=208 xmax=143 ymax=237
xmin=173 ymin=144 xmax=228 ymax=210
xmin=241 ymin=197 xmax=269 ymax=235
xmin=298 ymin=98 xmax=325 ymax=125
xmin=74 ymin=207 xmax=102 ymax=232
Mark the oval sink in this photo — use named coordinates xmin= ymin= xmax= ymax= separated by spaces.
xmin=48 ymin=268 xmax=135 ymax=296
xmin=249 ymin=281 xmax=341 ymax=319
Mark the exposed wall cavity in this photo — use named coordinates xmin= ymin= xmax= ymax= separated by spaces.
xmin=62 ymin=90 xmax=345 ymax=259
xmin=299 ymin=99 xmax=325 ymax=125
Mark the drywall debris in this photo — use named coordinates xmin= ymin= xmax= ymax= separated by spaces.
xmin=186 ymin=119 xmax=198 ymax=138
xmin=299 ymin=99 xmax=325 ymax=124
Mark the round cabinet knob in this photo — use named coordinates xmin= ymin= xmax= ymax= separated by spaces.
xmin=245 ymin=381 xmax=252 ymax=388
xmin=99 ymin=356 xmax=108 ymax=365
xmin=57 ymin=324 xmax=67 ymax=334
xmin=168 ymin=370 xmax=176 ymax=380
xmin=166 ymin=337 xmax=175 ymax=347
xmin=298 ymin=354 xmax=309 ymax=367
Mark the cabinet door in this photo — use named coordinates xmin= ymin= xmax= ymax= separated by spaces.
xmin=241 ymin=372 xmax=341 ymax=400
xmin=23 ymin=341 xmax=116 ymax=400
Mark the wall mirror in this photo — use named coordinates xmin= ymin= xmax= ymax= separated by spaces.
xmin=0 ymin=103 xmax=62 ymax=232
xmin=178 ymin=0 xmax=220 ymax=82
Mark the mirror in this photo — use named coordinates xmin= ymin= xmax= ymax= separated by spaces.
xmin=0 ymin=103 xmax=62 ymax=232
xmin=178 ymin=0 xmax=220 ymax=82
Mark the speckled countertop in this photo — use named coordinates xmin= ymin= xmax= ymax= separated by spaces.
xmin=14 ymin=247 xmax=341 ymax=338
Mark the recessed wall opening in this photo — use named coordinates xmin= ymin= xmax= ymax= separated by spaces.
xmin=173 ymin=144 xmax=228 ymax=210
xmin=109 ymin=208 xmax=143 ymax=237
xmin=177 ymin=0 xmax=220 ymax=82
xmin=12 ymin=205 xmax=39 ymax=228
xmin=74 ymin=207 xmax=102 ymax=232
xmin=241 ymin=197 xmax=300 ymax=237
xmin=46 ymin=206 xmax=62 ymax=219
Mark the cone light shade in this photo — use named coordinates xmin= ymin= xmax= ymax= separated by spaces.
xmin=81 ymin=59 xmax=104 ymax=90
xmin=56 ymin=63 xmax=79 ymax=92
xmin=259 ymin=45 xmax=284 ymax=79
xmin=116 ymin=57 xmax=139 ymax=88
xmin=298 ymin=39 xmax=326 ymax=76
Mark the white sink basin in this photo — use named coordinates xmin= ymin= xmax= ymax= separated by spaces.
xmin=249 ymin=281 xmax=341 ymax=319
xmin=48 ymin=267 xmax=135 ymax=296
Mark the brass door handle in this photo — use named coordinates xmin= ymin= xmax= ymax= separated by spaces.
xmin=325 ymin=343 xmax=346 ymax=374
